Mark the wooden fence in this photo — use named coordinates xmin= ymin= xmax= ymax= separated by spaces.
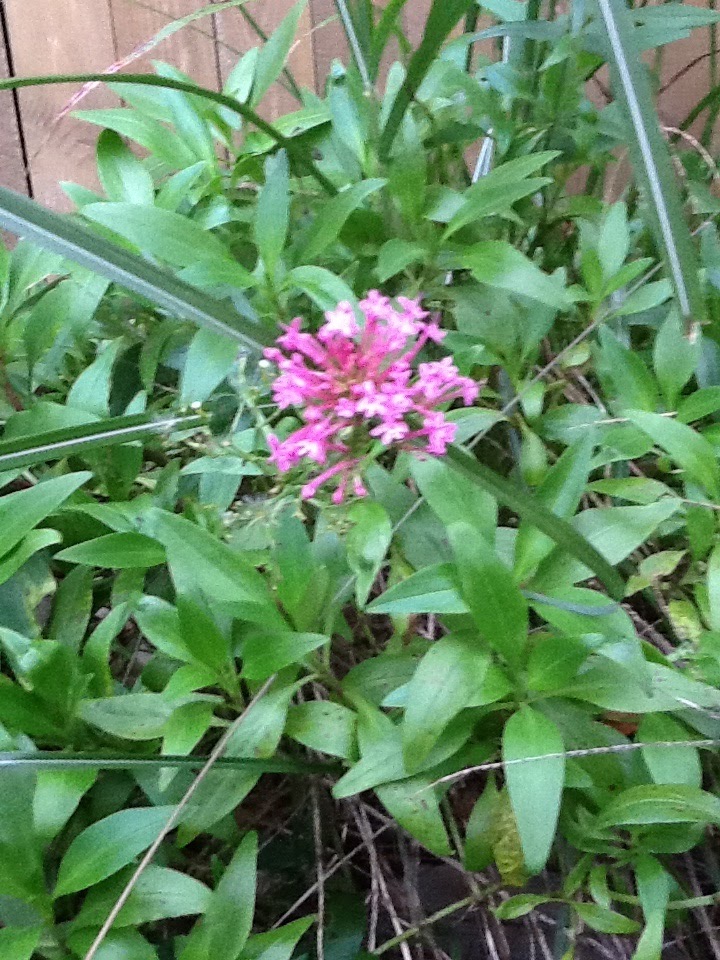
xmin=0 ymin=0 xmax=713 ymax=210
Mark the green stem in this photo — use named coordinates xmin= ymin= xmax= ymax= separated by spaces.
xmin=372 ymin=895 xmax=487 ymax=954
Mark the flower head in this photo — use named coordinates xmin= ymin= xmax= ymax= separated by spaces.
xmin=264 ymin=292 xmax=479 ymax=501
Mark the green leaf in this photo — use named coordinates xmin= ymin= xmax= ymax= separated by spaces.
xmin=574 ymin=902 xmax=640 ymax=935
xmin=627 ymin=409 xmax=720 ymax=498
xmin=146 ymin=509 xmax=274 ymax=620
xmin=445 ymin=445 xmax=626 ymax=600
xmin=286 ymin=701 xmax=357 ymax=759
xmin=0 ymin=927 xmax=42 ymax=960
xmin=97 ymin=129 xmax=155 ymax=205
xmin=252 ymin=1 xmax=308 ymax=105
xmin=288 ymin=265 xmax=356 ymax=310
xmin=255 ymin=150 xmax=290 ymax=277
xmin=462 ymin=241 xmax=571 ymax=310
xmin=0 ymin=529 xmax=61 ymax=588
xmin=597 ymin=784 xmax=720 ymax=829
xmin=301 ymin=179 xmax=386 ymax=261
xmin=83 ymin=603 xmax=134 ymax=697
xmin=593 ymin=0 xmax=705 ymax=331
xmin=402 ymin=634 xmax=489 ymax=771
xmin=442 ymin=153 xmax=559 ymax=238
xmin=57 ymin=532 xmax=166 ymax=569
xmin=450 ymin=521 xmax=528 ymax=670
xmin=34 ymin=768 xmax=96 ymax=844
xmin=633 ymin=855 xmax=670 ymax=960
xmin=708 ymin=542 xmax=720 ymax=632
xmin=205 ymin=831 xmax=257 ymax=959
xmin=366 ymin=563 xmax=467 ymax=615
xmin=0 ymin=769 xmax=46 ymax=902
xmin=83 ymin=203 xmax=250 ymax=282
xmin=68 ymin=928 xmax=157 ymax=960
xmin=135 ymin=595 xmax=194 ymax=663
xmin=0 ymin=187 xmax=265 ymax=350
xmin=241 ymin=631 xmax=328 ymax=680
xmin=73 ymin=864 xmax=210 ymax=929
xmin=538 ymin=498 xmax=680 ymax=588
xmin=239 ymin=917 xmax=315 ymax=960
xmin=67 ymin=339 xmax=125 ymax=417
xmin=494 ymin=894 xmax=551 ymax=920
xmin=180 ymin=680 xmax=297 ymax=836
xmin=177 ymin=597 xmax=232 ymax=675
xmin=347 ymin=502 xmax=392 ymax=607
xmin=465 ymin=777 xmax=500 ymax=872
xmin=0 ymin=471 xmax=90 ymax=562
xmin=637 ymin=715 xmax=701 ymax=787
xmin=54 ymin=805 xmax=175 ymax=896
xmin=355 ymin=709 xmax=453 ymax=856
xmin=411 ymin=455 xmax=497 ymax=545
xmin=504 ymin=707 xmax=565 ymax=874
xmin=653 ymin=310 xmax=699 ymax=406
xmin=80 ymin=694 xmax=177 ymax=740
xmin=514 ymin=433 xmax=595 ymax=580
xmin=180 ymin=329 xmax=239 ymax=406
xmin=598 ymin=327 xmax=660 ymax=412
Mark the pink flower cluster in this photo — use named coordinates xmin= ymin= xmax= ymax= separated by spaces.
xmin=264 ymin=292 xmax=479 ymax=503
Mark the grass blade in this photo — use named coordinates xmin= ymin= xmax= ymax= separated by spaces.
xmin=0 ymin=188 xmax=268 ymax=351
xmin=0 ymin=413 xmax=204 ymax=472
xmin=0 ymin=73 xmax=335 ymax=194
xmin=592 ymin=0 xmax=704 ymax=335
xmin=0 ymin=751 xmax=338 ymax=774
xmin=379 ymin=0 xmax=475 ymax=158
xmin=445 ymin=444 xmax=626 ymax=600
xmin=336 ymin=0 xmax=373 ymax=90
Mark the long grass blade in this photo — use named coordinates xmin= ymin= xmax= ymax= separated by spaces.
xmin=446 ymin=444 xmax=626 ymax=600
xmin=0 ymin=73 xmax=335 ymax=194
xmin=0 ymin=751 xmax=339 ymax=774
xmin=336 ymin=0 xmax=373 ymax=91
xmin=0 ymin=413 xmax=204 ymax=472
xmin=378 ymin=0 xmax=475 ymax=159
xmin=0 ymin=188 xmax=268 ymax=351
xmin=592 ymin=0 xmax=704 ymax=336
xmin=371 ymin=0 xmax=411 ymax=70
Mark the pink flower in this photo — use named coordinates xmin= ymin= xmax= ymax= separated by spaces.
xmin=319 ymin=301 xmax=359 ymax=341
xmin=264 ymin=292 xmax=478 ymax=502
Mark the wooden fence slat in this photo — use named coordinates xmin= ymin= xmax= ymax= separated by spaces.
xmin=4 ymin=0 xmax=117 ymax=209
xmin=109 ymin=0 xmax=221 ymax=90
xmin=216 ymin=1 xmax=316 ymax=119
xmin=310 ymin=0 xmax=343 ymax=95
xmin=0 ymin=18 xmax=28 ymax=195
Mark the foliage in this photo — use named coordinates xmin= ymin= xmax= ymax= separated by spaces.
xmin=0 ymin=0 xmax=719 ymax=957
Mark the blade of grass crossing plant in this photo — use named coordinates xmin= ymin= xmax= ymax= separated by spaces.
xmin=0 ymin=75 xmax=336 ymax=195
xmin=0 ymin=752 xmax=337 ymax=774
xmin=379 ymin=0 xmax=475 ymax=158
xmin=0 ymin=413 xmax=204 ymax=472
xmin=592 ymin=0 xmax=704 ymax=334
xmin=0 ymin=188 xmax=266 ymax=351
xmin=445 ymin=444 xmax=625 ymax=599
xmin=336 ymin=0 xmax=373 ymax=90
xmin=372 ymin=0 xmax=411 ymax=71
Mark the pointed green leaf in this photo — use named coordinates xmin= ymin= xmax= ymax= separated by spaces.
xmin=504 ymin=707 xmax=565 ymax=874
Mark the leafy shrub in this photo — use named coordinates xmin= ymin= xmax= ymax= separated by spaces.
xmin=0 ymin=1 xmax=719 ymax=957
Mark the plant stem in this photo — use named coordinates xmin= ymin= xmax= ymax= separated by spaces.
xmin=372 ymin=895 xmax=483 ymax=954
